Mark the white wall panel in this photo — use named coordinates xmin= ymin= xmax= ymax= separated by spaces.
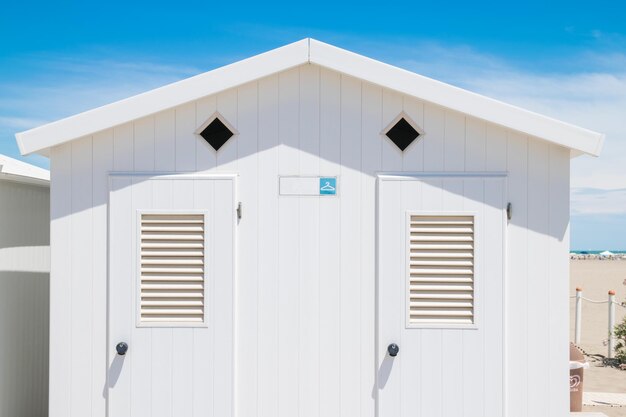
xmin=256 ymin=73 xmax=280 ymax=417
xmin=318 ymin=68 xmax=342 ymax=417
xmin=277 ymin=68 xmax=299 ymax=417
xmin=70 ymin=137 xmax=93 ymax=417
xmin=50 ymin=144 xmax=72 ymax=417
xmin=549 ymin=145 xmax=571 ymax=417
xmin=154 ymin=110 xmax=176 ymax=171
xmin=506 ymin=131 xmax=529 ymax=417
xmin=298 ymin=64 xmax=320 ymax=417
xmin=0 ymin=179 xmax=49 ymax=417
xmin=175 ymin=103 xmax=197 ymax=171
xmin=444 ymin=111 xmax=465 ymax=171
xmin=48 ymin=63 xmax=572 ymax=417
xmin=527 ymin=139 xmax=551 ymax=416
xmin=361 ymin=82 xmax=382 ymax=417
xmin=236 ymin=80 xmax=259 ymax=417
xmin=91 ymin=129 xmax=113 ymax=417
xmin=339 ymin=74 xmax=362 ymax=417
xmin=423 ymin=104 xmax=445 ymax=171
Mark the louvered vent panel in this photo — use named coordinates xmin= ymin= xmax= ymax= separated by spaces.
xmin=408 ymin=215 xmax=474 ymax=325
xmin=140 ymin=214 xmax=205 ymax=323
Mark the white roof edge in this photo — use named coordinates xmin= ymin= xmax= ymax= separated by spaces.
xmin=308 ymin=39 xmax=604 ymax=157
xmin=16 ymin=38 xmax=604 ymax=157
xmin=16 ymin=39 xmax=310 ymax=155
xmin=0 ymin=154 xmax=50 ymax=184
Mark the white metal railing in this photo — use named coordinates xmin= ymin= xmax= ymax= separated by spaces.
xmin=570 ymin=288 xmax=626 ymax=358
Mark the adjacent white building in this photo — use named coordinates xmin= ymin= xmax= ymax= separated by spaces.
xmin=0 ymin=154 xmax=49 ymax=417
xmin=16 ymin=39 xmax=604 ymax=417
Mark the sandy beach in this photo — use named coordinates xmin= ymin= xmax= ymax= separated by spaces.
xmin=571 ymin=260 xmax=626 ymax=416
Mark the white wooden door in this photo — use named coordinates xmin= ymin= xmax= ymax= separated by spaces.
xmin=377 ymin=175 xmax=506 ymax=417
xmin=108 ymin=175 xmax=235 ymax=417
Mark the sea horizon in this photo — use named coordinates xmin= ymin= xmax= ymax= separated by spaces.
xmin=571 ymin=250 xmax=626 ymax=254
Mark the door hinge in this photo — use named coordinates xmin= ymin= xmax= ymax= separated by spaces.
xmin=237 ymin=202 xmax=242 ymax=220
xmin=507 ymin=202 xmax=512 ymax=220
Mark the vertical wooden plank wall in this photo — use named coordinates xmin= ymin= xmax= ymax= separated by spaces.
xmin=0 ymin=180 xmax=49 ymax=417
xmin=318 ymin=68 xmax=342 ymax=417
xmin=236 ymin=80 xmax=259 ymax=417
xmin=49 ymin=64 xmax=571 ymax=417
xmin=49 ymin=145 xmax=72 ymax=417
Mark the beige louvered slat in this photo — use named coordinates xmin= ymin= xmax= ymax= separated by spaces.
xmin=409 ymin=266 xmax=474 ymax=275
xmin=409 ymin=308 xmax=473 ymax=316
xmin=409 ymin=234 xmax=473 ymax=242
xmin=141 ymin=275 xmax=205 ymax=282
xmin=141 ymin=282 xmax=204 ymax=290
xmin=409 ymin=259 xmax=473 ymax=266
xmin=140 ymin=213 xmax=206 ymax=324
xmin=410 ymin=276 xmax=473 ymax=283
xmin=409 ymin=283 xmax=473 ymax=291
xmin=141 ymin=249 xmax=205 ymax=257
xmin=410 ymin=300 xmax=473 ymax=308
xmin=408 ymin=215 xmax=475 ymax=325
xmin=141 ymin=233 xmax=204 ymax=241
xmin=410 ymin=225 xmax=473 ymax=233
xmin=141 ymin=299 xmax=204 ymax=306
xmin=409 ymin=292 xmax=473 ymax=300
xmin=141 ymin=241 xmax=204 ymax=249
xmin=410 ymin=317 xmax=473 ymax=324
xmin=410 ymin=250 xmax=473 ymax=258
xmin=141 ymin=316 xmax=204 ymax=322
xmin=141 ymin=291 xmax=204 ymax=298
xmin=142 ymin=257 xmax=204 ymax=265
xmin=410 ymin=242 xmax=473 ymax=250
xmin=141 ymin=307 xmax=204 ymax=315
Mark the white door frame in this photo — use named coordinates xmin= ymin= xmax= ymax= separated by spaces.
xmin=106 ymin=172 xmax=238 ymax=416
xmin=375 ymin=171 xmax=508 ymax=417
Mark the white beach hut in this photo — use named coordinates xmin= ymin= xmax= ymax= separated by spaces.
xmin=0 ymin=154 xmax=49 ymax=417
xmin=15 ymin=39 xmax=604 ymax=417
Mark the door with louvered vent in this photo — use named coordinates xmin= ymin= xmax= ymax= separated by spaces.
xmin=108 ymin=175 xmax=235 ymax=417
xmin=377 ymin=175 xmax=506 ymax=417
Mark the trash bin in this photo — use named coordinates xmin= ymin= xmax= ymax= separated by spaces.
xmin=570 ymin=343 xmax=589 ymax=412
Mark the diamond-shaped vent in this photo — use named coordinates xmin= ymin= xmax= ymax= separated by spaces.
xmin=385 ymin=117 xmax=420 ymax=151
xmin=199 ymin=118 xmax=234 ymax=151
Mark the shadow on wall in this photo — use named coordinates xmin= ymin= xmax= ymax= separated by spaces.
xmin=51 ymin=67 xmax=570 ymax=243
xmin=0 ymin=271 xmax=49 ymax=417
xmin=0 ymin=181 xmax=49 ymax=249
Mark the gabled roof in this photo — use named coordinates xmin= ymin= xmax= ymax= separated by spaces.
xmin=16 ymin=38 xmax=604 ymax=157
xmin=0 ymin=154 xmax=49 ymax=185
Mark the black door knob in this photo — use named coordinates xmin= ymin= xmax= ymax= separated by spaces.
xmin=387 ymin=343 xmax=399 ymax=357
xmin=116 ymin=342 xmax=128 ymax=356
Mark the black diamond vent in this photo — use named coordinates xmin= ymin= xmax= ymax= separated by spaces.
xmin=385 ymin=118 xmax=420 ymax=151
xmin=200 ymin=118 xmax=234 ymax=151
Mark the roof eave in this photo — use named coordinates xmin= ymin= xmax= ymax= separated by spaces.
xmin=16 ymin=39 xmax=310 ymax=155
xmin=308 ymin=39 xmax=604 ymax=157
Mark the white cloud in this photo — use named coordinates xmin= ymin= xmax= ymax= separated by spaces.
xmin=0 ymin=116 xmax=49 ymax=130
xmin=571 ymin=188 xmax=626 ymax=215
xmin=0 ymin=54 xmax=202 ymax=131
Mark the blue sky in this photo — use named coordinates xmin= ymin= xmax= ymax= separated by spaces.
xmin=1 ymin=1 xmax=625 ymax=249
